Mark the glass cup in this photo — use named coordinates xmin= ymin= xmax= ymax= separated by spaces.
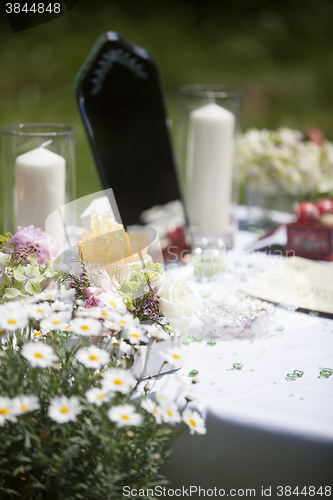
xmin=1 ymin=124 xmax=76 ymax=245
xmin=177 ymin=85 xmax=242 ymax=249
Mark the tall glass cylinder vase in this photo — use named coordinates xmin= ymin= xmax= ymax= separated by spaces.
xmin=177 ymin=85 xmax=242 ymax=249
xmin=1 ymin=124 xmax=76 ymax=246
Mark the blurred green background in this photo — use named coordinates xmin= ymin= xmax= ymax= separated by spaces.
xmin=1 ymin=0 xmax=333 ymax=231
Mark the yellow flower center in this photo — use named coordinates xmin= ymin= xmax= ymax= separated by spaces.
xmin=20 ymin=405 xmax=28 ymax=411
xmin=114 ymin=379 xmax=123 ymax=385
xmin=34 ymin=331 xmax=42 ymax=336
xmin=81 ymin=325 xmax=90 ymax=330
xmin=167 ymin=410 xmax=172 ymax=416
xmin=0 ymin=408 xmax=8 ymax=415
xmin=34 ymin=353 xmax=44 ymax=359
xmin=52 ymin=320 xmax=61 ymax=325
xmin=46 ymin=295 xmax=53 ymax=298
xmin=121 ymin=414 xmax=129 ymax=420
xmin=131 ymin=333 xmax=139 ymax=338
xmin=189 ymin=419 xmax=196 ymax=427
xmin=8 ymin=319 xmax=17 ymax=325
xmin=172 ymin=354 xmax=180 ymax=360
xmin=61 ymin=407 xmax=69 ymax=413
xmin=37 ymin=309 xmax=43 ymax=313
xmin=119 ymin=320 xmax=126 ymax=324
xmin=101 ymin=312 xmax=108 ymax=317
xmin=89 ymin=355 xmax=98 ymax=361
xmin=109 ymin=301 xmax=116 ymax=308
xmin=97 ymin=394 xmax=106 ymax=399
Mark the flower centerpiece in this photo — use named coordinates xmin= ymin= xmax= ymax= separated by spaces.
xmin=0 ymin=226 xmax=205 ymax=499
xmin=238 ymin=127 xmax=333 ymax=215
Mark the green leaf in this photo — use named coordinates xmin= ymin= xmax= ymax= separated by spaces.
xmin=0 ymin=252 xmax=11 ymax=269
xmin=0 ymin=272 xmax=12 ymax=286
xmin=4 ymin=287 xmax=21 ymax=299
xmin=13 ymin=267 xmax=26 ymax=282
xmin=25 ymin=280 xmax=41 ymax=294
xmin=27 ymin=253 xmax=38 ymax=264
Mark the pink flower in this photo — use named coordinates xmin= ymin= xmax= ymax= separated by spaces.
xmin=85 ymin=287 xmax=105 ymax=308
xmin=304 ymin=127 xmax=325 ymax=147
xmin=94 ymin=269 xmax=119 ymax=292
xmin=5 ymin=226 xmax=60 ymax=265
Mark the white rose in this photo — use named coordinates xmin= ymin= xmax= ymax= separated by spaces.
xmin=156 ymin=276 xmax=202 ymax=332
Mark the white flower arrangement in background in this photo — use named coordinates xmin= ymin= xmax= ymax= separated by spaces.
xmin=238 ymin=127 xmax=333 ymax=195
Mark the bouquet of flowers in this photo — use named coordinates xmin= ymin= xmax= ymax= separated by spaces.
xmin=237 ymin=127 xmax=333 ymax=195
xmin=0 ymin=226 xmax=205 ymax=500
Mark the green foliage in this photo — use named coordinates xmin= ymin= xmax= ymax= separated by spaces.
xmin=0 ymin=233 xmax=13 ymax=249
xmin=0 ymin=333 xmax=177 ymax=500
xmin=118 ymin=262 xmax=163 ymax=304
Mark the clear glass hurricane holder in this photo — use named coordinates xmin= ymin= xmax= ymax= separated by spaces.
xmin=1 ymin=124 xmax=76 ymax=246
xmin=177 ymin=85 xmax=242 ymax=251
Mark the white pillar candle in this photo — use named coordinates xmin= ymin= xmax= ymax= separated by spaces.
xmin=186 ymin=102 xmax=235 ymax=234
xmin=15 ymin=146 xmax=66 ymax=243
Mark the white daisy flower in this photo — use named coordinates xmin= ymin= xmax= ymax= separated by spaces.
xmin=21 ymin=342 xmax=58 ymax=368
xmin=98 ymin=291 xmax=127 ymax=313
xmin=29 ymin=291 xmax=58 ymax=302
xmin=0 ymin=308 xmax=28 ymax=331
xmin=1 ymin=301 xmax=26 ymax=312
xmin=144 ymin=324 xmax=169 ymax=341
xmin=49 ymin=301 xmax=70 ymax=313
xmin=85 ymin=387 xmax=112 ymax=407
xmin=69 ymin=317 xmax=102 ymax=336
xmin=141 ymin=398 xmax=163 ymax=424
xmin=99 ymin=309 xmax=120 ymax=321
xmin=155 ymin=393 xmax=170 ymax=405
xmin=25 ymin=302 xmax=51 ymax=320
xmin=0 ymin=328 xmax=9 ymax=341
xmin=103 ymin=316 xmax=122 ymax=332
xmin=159 ymin=400 xmax=181 ymax=424
xmin=75 ymin=306 xmax=101 ymax=318
xmin=40 ymin=312 xmax=71 ymax=331
xmin=108 ymin=404 xmax=142 ymax=428
xmin=12 ymin=395 xmax=40 ymax=415
xmin=182 ymin=408 xmax=206 ymax=435
xmin=115 ymin=312 xmax=137 ymax=329
xmin=119 ymin=340 xmax=132 ymax=355
xmin=48 ymin=395 xmax=82 ymax=423
xmin=101 ymin=368 xmax=135 ymax=394
xmin=0 ymin=397 xmax=18 ymax=426
xmin=122 ymin=325 xmax=148 ymax=345
xmin=159 ymin=347 xmax=184 ymax=368
xmin=75 ymin=345 xmax=110 ymax=369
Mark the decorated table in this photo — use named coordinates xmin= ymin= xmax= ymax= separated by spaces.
xmin=156 ymin=230 xmax=333 ymax=498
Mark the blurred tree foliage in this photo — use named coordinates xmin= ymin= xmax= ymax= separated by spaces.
xmin=0 ymin=0 xmax=332 ymax=228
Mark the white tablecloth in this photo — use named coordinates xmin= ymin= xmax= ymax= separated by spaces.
xmin=156 ymin=232 xmax=333 ymax=497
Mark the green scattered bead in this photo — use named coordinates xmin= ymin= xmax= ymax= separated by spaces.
xmin=309 ymin=311 xmax=319 ymax=317
xmin=293 ymin=370 xmax=304 ymax=378
xmin=233 ymin=363 xmax=243 ymax=370
xmin=201 ymin=290 xmax=212 ymax=299
xmin=182 ymin=341 xmax=190 ymax=346
xmin=188 ymin=370 xmax=199 ymax=377
xmin=207 ymin=341 xmax=216 ymax=346
xmin=193 ymin=335 xmax=203 ymax=342
xmin=319 ymin=368 xmax=333 ymax=378
xmin=276 ymin=326 xmax=284 ymax=332
xmin=286 ymin=373 xmax=297 ymax=381
xmin=187 ymin=334 xmax=195 ymax=341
